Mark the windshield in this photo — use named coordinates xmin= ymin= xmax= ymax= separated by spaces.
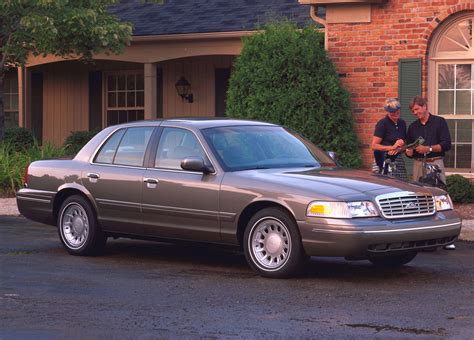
xmin=201 ymin=125 xmax=337 ymax=171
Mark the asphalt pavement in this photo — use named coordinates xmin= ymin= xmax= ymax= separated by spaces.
xmin=1 ymin=216 xmax=473 ymax=338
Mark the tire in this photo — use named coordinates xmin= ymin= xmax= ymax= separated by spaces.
xmin=57 ymin=195 xmax=106 ymax=256
xmin=243 ymin=207 xmax=306 ymax=278
xmin=368 ymin=251 xmax=418 ymax=267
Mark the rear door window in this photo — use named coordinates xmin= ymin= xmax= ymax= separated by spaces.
xmin=94 ymin=127 xmax=154 ymax=167
xmin=114 ymin=127 xmax=154 ymax=166
xmin=94 ymin=129 xmax=126 ymax=164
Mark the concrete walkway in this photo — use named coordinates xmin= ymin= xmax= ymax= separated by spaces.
xmin=2 ymin=198 xmax=473 ymax=241
xmin=2 ymin=198 xmax=19 ymax=216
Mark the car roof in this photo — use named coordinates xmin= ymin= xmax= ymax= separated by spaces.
xmin=111 ymin=118 xmax=278 ymax=130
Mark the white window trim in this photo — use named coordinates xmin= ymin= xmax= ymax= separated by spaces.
xmin=428 ymin=12 xmax=474 ymax=172
xmin=103 ymin=69 xmax=145 ymax=127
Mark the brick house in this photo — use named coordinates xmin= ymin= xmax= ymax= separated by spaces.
xmin=6 ymin=0 xmax=474 ymax=176
xmin=300 ymin=0 xmax=474 ymax=177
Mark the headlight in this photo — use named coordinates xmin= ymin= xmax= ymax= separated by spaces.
xmin=307 ymin=201 xmax=379 ymax=218
xmin=434 ymin=194 xmax=453 ymax=211
xmin=346 ymin=201 xmax=379 ymax=218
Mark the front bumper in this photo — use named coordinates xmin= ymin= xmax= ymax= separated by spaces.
xmin=298 ymin=210 xmax=461 ymax=257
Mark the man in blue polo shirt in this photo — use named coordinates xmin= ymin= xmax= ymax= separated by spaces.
xmin=406 ymin=96 xmax=451 ymax=184
xmin=372 ymin=98 xmax=407 ymax=179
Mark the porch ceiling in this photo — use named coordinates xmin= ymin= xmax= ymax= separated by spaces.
xmin=26 ymin=34 xmax=242 ymax=67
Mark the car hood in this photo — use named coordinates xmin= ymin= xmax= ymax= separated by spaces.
xmin=237 ymin=167 xmax=436 ymax=200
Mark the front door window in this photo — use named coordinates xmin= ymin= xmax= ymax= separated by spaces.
xmin=155 ymin=127 xmax=206 ymax=170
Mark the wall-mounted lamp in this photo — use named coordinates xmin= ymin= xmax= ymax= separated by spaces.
xmin=175 ymin=76 xmax=194 ymax=103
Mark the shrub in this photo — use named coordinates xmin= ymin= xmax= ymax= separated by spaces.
xmin=0 ymin=142 xmax=67 ymax=196
xmin=226 ymin=22 xmax=362 ymax=168
xmin=446 ymin=175 xmax=474 ymax=203
xmin=63 ymin=130 xmax=98 ymax=156
xmin=4 ymin=127 xmax=35 ymax=152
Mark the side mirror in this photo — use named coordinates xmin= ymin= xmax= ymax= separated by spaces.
xmin=327 ymin=151 xmax=337 ymax=162
xmin=181 ymin=157 xmax=214 ymax=174
xmin=326 ymin=150 xmax=342 ymax=167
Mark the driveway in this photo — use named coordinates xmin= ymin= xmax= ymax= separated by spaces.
xmin=1 ymin=216 xmax=473 ymax=338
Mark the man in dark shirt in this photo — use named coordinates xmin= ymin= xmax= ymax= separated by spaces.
xmin=406 ymin=96 xmax=454 ymax=251
xmin=406 ymin=96 xmax=451 ymax=184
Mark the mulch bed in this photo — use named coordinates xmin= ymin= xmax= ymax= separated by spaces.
xmin=453 ymin=203 xmax=474 ymax=220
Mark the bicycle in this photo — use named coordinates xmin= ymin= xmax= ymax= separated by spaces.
xmin=375 ymin=136 xmax=425 ymax=177
xmin=417 ymin=158 xmax=448 ymax=191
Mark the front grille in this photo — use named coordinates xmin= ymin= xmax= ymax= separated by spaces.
xmin=376 ymin=191 xmax=435 ymax=219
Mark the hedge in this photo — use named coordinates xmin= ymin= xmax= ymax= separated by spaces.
xmin=226 ymin=22 xmax=362 ymax=168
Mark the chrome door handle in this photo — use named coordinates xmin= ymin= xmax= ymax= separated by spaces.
xmin=143 ymin=178 xmax=159 ymax=184
xmin=87 ymin=173 xmax=100 ymax=179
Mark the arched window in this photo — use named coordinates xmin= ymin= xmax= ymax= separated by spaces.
xmin=429 ymin=12 xmax=474 ymax=172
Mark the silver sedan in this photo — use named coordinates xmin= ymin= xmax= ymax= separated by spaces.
xmin=17 ymin=119 xmax=461 ymax=278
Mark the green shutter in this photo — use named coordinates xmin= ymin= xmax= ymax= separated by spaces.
xmin=398 ymin=58 xmax=422 ymax=178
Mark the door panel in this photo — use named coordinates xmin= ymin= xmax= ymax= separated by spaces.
xmin=142 ymin=169 xmax=221 ymax=241
xmin=82 ymin=164 xmax=145 ymax=234
xmin=82 ymin=126 xmax=154 ymax=234
xmin=141 ymin=127 xmax=221 ymax=241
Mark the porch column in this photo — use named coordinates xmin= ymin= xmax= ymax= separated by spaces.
xmin=17 ymin=67 xmax=24 ymax=127
xmin=144 ymin=63 xmax=157 ymax=120
xmin=19 ymin=67 xmax=32 ymax=129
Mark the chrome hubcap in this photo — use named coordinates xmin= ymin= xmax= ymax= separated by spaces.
xmin=250 ymin=217 xmax=291 ymax=270
xmin=61 ymin=203 xmax=89 ymax=249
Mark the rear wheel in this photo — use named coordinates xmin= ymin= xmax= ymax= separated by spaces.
xmin=244 ymin=207 xmax=306 ymax=278
xmin=368 ymin=252 xmax=418 ymax=267
xmin=58 ymin=195 xmax=106 ymax=256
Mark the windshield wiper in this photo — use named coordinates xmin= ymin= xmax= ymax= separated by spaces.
xmin=241 ymin=166 xmax=270 ymax=170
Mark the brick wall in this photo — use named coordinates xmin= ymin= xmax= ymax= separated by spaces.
xmin=325 ymin=0 xmax=474 ymax=168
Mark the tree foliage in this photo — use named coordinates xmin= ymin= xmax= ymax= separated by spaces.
xmin=226 ymin=22 xmax=362 ymax=168
xmin=0 ymin=0 xmax=133 ymax=139
xmin=0 ymin=0 xmax=132 ymax=67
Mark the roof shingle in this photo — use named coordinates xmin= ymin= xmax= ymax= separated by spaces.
xmin=109 ymin=0 xmax=312 ymax=36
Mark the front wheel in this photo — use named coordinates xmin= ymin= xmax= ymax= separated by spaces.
xmin=243 ymin=207 xmax=306 ymax=278
xmin=58 ymin=195 xmax=106 ymax=256
xmin=368 ymin=251 xmax=418 ymax=267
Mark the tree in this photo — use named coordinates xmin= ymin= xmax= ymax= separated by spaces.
xmin=226 ymin=22 xmax=362 ymax=168
xmin=0 ymin=0 xmax=133 ymax=140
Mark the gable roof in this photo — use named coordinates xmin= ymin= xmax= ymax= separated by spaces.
xmin=109 ymin=0 xmax=312 ymax=37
